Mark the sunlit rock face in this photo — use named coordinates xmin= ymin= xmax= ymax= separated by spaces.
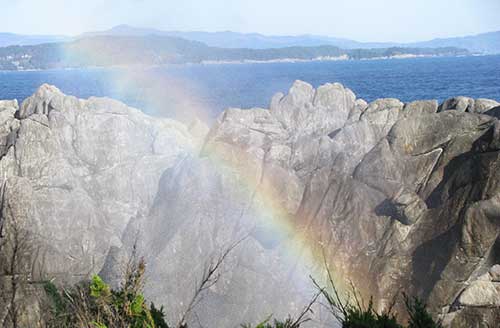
xmin=1 ymin=81 xmax=499 ymax=327
xmin=0 ymin=85 xmax=196 ymax=326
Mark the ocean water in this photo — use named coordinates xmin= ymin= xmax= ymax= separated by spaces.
xmin=0 ymin=55 xmax=499 ymax=118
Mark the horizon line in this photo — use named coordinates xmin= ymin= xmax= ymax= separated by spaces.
xmin=1 ymin=24 xmax=499 ymax=45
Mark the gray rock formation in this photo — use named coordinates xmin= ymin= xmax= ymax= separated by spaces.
xmin=439 ymin=96 xmax=499 ymax=114
xmin=0 ymin=85 xmax=196 ymax=327
xmin=0 ymin=81 xmax=499 ymax=327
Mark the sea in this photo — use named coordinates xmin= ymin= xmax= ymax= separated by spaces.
xmin=0 ymin=55 xmax=499 ymax=119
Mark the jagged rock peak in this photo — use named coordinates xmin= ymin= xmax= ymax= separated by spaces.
xmin=269 ymin=80 xmax=357 ymax=137
xmin=17 ymin=84 xmax=150 ymax=121
xmin=248 ymin=80 xmax=500 ymax=140
xmin=16 ymin=84 xmax=64 ymax=119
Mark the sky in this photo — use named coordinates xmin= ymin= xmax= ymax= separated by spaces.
xmin=2 ymin=0 xmax=500 ymax=42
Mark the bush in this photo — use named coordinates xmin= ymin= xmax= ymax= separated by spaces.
xmin=43 ymin=258 xmax=169 ymax=328
xmin=241 ymin=316 xmax=299 ymax=328
xmin=42 ymin=252 xmax=442 ymax=328
xmin=311 ymin=266 xmax=442 ymax=328
xmin=404 ymin=294 xmax=443 ymax=328
xmin=342 ymin=298 xmax=402 ymax=328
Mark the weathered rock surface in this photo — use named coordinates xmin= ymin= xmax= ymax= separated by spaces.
xmin=0 ymin=81 xmax=499 ymax=327
xmin=458 ymin=280 xmax=500 ymax=307
xmin=439 ymin=96 xmax=500 ymax=114
xmin=0 ymin=85 xmax=196 ymax=326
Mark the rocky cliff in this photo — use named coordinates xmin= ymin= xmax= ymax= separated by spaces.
xmin=0 ymin=82 xmax=499 ymax=327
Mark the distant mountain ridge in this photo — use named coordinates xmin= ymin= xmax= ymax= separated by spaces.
xmin=1 ymin=25 xmax=499 ymax=54
xmin=0 ymin=32 xmax=70 ymax=47
xmin=407 ymin=31 xmax=500 ymax=54
xmin=83 ymin=25 xmax=500 ymax=54
xmin=0 ymin=35 xmax=470 ymax=71
xmin=82 ymin=25 xmax=385 ymax=49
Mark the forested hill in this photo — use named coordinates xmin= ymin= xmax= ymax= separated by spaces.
xmin=0 ymin=35 xmax=471 ymax=70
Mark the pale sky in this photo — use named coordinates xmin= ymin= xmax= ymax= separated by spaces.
xmin=2 ymin=0 xmax=500 ymax=42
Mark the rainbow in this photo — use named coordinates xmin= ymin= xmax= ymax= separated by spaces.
xmin=200 ymin=127 xmax=350 ymax=300
xmin=60 ymin=43 xmax=350 ymax=307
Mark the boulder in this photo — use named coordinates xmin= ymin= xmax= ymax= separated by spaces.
xmin=0 ymin=99 xmax=18 ymax=110
xmin=439 ymin=96 xmax=475 ymax=112
xmin=473 ymin=98 xmax=500 ymax=113
xmin=270 ymin=80 xmax=356 ymax=137
xmin=458 ymin=281 xmax=500 ymax=307
xmin=400 ymin=100 xmax=438 ymax=117
xmin=439 ymin=97 xmax=499 ymax=114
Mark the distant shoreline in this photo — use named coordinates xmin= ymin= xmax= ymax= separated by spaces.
xmin=200 ymin=55 xmax=350 ymax=65
xmin=0 ymin=34 xmax=474 ymax=71
xmin=1 ymin=53 xmax=495 ymax=73
xmin=198 ymin=53 xmax=479 ymax=66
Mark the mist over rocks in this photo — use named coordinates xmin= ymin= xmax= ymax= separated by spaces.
xmin=0 ymin=84 xmax=196 ymax=290
xmin=0 ymin=81 xmax=499 ymax=327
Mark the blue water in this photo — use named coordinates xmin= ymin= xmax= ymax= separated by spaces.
xmin=0 ymin=55 xmax=499 ymax=118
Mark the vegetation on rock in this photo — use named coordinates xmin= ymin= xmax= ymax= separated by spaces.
xmin=43 ymin=258 xmax=169 ymax=328
xmin=43 ymin=257 xmax=443 ymax=328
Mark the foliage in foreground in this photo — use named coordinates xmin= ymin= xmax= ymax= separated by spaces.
xmin=308 ymin=265 xmax=443 ymax=328
xmin=241 ymin=316 xmax=300 ymax=328
xmin=242 ymin=276 xmax=443 ymax=328
xmin=43 ymin=258 xmax=169 ymax=328
xmin=43 ymin=253 xmax=442 ymax=328
xmin=340 ymin=299 xmax=402 ymax=328
xmin=404 ymin=294 xmax=443 ymax=328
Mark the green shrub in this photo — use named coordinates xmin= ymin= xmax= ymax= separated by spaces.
xmin=404 ymin=294 xmax=443 ymax=328
xmin=241 ymin=316 xmax=301 ymax=328
xmin=341 ymin=298 xmax=402 ymax=328
xmin=43 ymin=280 xmax=67 ymax=319
xmin=150 ymin=304 xmax=169 ymax=328
xmin=43 ymin=258 xmax=169 ymax=328
xmin=311 ymin=266 xmax=442 ymax=328
xmin=43 ymin=252 xmax=443 ymax=328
